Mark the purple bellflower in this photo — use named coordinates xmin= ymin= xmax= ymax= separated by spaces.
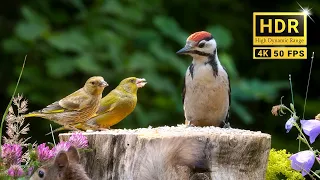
xmin=300 ymin=120 xmax=320 ymax=144
xmin=285 ymin=117 xmax=295 ymax=133
xmin=289 ymin=150 xmax=315 ymax=176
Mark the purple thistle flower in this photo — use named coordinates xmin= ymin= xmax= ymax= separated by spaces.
xmin=37 ymin=143 xmax=54 ymax=162
xmin=285 ymin=117 xmax=295 ymax=133
xmin=68 ymin=132 xmax=88 ymax=148
xmin=289 ymin=150 xmax=315 ymax=176
xmin=300 ymin=120 xmax=320 ymax=144
xmin=7 ymin=165 xmax=24 ymax=177
xmin=52 ymin=141 xmax=71 ymax=155
xmin=1 ymin=144 xmax=22 ymax=165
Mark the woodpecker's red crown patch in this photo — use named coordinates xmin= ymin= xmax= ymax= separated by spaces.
xmin=187 ymin=31 xmax=212 ymax=42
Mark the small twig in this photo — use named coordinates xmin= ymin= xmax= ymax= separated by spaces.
xmin=50 ymin=124 xmax=56 ymax=146
xmin=289 ymin=74 xmax=295 ymax=106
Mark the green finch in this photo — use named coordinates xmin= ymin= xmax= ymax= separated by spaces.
xmin=24 ymin=76 xmax=108 ymax=130
xmin=57 ymin=77 xmax=147 ymax=131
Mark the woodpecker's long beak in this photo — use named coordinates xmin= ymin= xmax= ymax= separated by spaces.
xmin=176 ymin=45 xmax=193 ymax=55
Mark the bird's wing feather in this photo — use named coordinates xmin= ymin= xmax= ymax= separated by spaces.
xmin=182 ymin=76 xmax=186 ymax=105
xmin=222 ymin=66 xmax=231 ymax=123
xmin=95 ymin=90 xmax=120 ymax=114
xmin=58 ymin=88 xmax=90 ymax=111
xmin=40 ymin=101 xmax=65 ymax=113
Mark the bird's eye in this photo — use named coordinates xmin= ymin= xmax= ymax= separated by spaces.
xmin=91 ymin=82 xmax=95 ymax=85
xmin=38 ymin=170 xmax=45 ymax=178
xmin=198 ymin=42 xmax=205 ymax=48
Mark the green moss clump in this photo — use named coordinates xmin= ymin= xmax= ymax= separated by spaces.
xmin=266 ymin=148 xmax=305 ymax=180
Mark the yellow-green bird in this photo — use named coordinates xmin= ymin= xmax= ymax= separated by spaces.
xmin=64 ymin=77 xmax=147 ymax=131
xmin=24 ymin=76 xmax=108 ymax=130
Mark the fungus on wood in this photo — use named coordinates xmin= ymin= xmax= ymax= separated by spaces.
xmin=59 ymin=126 xmax=271 ymax=180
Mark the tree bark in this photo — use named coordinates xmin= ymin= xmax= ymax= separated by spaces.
xmin=59 ymin=126 xmax=271 ymax=180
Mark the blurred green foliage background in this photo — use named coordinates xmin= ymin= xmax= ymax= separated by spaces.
xmin=0 ymin=0 xmax=319 ymax=153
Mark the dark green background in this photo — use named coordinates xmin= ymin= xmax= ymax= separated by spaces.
xmin=0 ymin=0 xmax=319 ymax=155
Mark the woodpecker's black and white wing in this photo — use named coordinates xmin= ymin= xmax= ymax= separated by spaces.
xmin=222 ymin=66 xmax=231 ymax=128
xmin=182 ymin=75 xmax=186 ymax=105
xmin=182 ymin=64 xmax=194 ymax=105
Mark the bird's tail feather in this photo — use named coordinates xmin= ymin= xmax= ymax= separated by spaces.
xmin=137 ymin=137 xmax=207 ymax=180
xmin=23 ymin=112 xmax=43 ymax=118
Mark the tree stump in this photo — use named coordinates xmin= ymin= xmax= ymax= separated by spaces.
xmin=59 ymin=126 xmax=271 ymax=180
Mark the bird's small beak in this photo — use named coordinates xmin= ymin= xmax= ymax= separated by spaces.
xmin=176 ymin=45 xmax=192 ymax=55
xmin=99 ymin=80 xmax=109 ymax=87
xmin=136 ymin=78 xmax=147 ymax=88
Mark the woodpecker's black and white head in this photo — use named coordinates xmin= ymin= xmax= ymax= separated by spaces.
xmin=176 ymin=31 xmax=217 ymax=62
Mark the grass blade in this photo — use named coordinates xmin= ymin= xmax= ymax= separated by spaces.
xmin=0 ymin=55 xmax=27 ymax=149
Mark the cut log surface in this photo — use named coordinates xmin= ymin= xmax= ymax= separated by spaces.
xmin=59 ymin=125 xmax=271 ymax=180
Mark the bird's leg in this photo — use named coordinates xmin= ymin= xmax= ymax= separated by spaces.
xmin=64 ymin=125 xmax=81 ymax=131
xmin=98 ymin=125 xmax=110 ymax=131
xmin=222 ymin=122 xmax=231 ymax=128
xmin=45 ymin=125 xmax=81 ymax=136
xmin=185 ymin=119 xmax=195 ymax=127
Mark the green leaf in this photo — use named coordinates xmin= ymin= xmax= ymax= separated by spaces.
xmin=232 ymin=100 xmax=254 ymax=124
xmin=68 ymin=0 xmax=86 ymax=11
xmin=46 ymin=30 xmax=89 ymax=52
xmin=75 ymin=54 xmax=103 ymax=74
xmin=153 ymin=16 xmax=188 ymax=44
xmin=207 ymin=25 xmax=233 ymax=49
xmin=45 ymin=57 xmax=76 ymax=78
xmin=2 ymin=38 xmax=27 ymax=53
xmin=149 ymin=42 xmax=187 ymax=76
xmin=142 ymin=72 xmax=175 ymax=93
xmin=219 ymin=53 xmax=239 ymax=78
xmin=99 ymin=1 xmax=144 ymax=23
xmin=21 ymin=6 xmax=46 ymax=24
xmin=127 ymin=52 xmax=156 ymax=71
xmin=15 ymin=21 xmax=49 ymax=41
xmin=232 ymin=79 xmax=287 ymax=102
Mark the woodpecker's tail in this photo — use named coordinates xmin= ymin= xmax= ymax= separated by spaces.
xmin=137 ymin=137 xmax=207 ymax=180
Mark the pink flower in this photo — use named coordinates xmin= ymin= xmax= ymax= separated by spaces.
xmin=27 ymin=166 xmax=34 ymax=176
xmin=68 ymin=132 xmax=88 ymax=148
xmin=7 ymin=165 xmax=24 ymax=177
xmin=1 ymin=144 xmax=22 ymax=165
xmin=37 ymin=143 xmax=54 ymax=162
xmin=52 ymin=141 xmax=71 ymax=155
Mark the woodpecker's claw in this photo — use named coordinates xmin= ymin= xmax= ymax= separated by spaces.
xmin=221 ymin=122 xmax=231 ymax=128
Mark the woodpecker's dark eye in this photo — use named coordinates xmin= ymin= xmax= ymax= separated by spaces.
xmin=91 ymin=81 xmax=95 ymax=85
xmin=198 ymin=42 xmax=205 ymax=48
xmin=130 ymin=79 xmax=135 ymax=83
xmin=38 ymin=170 xmax=45 ymax=178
